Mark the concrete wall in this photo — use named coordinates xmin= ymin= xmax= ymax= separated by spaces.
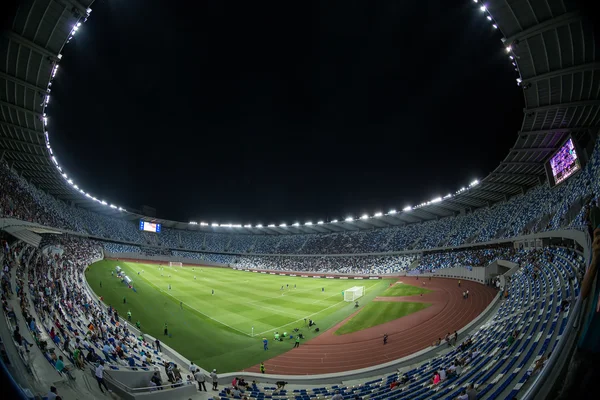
xmin=104 ymin=252 xmax=227 ymax=267
xmin=105 ymin=369 xmax=155 ymax=389
xmin=433 ymin=265 xmax=486 ymax=283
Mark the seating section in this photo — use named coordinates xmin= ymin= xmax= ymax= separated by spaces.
xmin=1 ymin=137 xmax=598 ymax=258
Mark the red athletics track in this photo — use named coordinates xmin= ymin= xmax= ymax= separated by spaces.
xmin=244 ymin=277 xmax=497 ymax=375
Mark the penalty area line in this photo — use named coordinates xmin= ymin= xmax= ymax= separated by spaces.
xmin=253 ymin=299 xmax=347 ymax=337
xmin=140 ymin=277 xmax=252 ymax=337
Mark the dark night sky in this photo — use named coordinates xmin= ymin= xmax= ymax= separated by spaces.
xmin=46 ymin=0 xmax=524 ymax=224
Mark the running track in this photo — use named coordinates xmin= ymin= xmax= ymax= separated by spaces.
xmin=244 ymin=277 xmax=497 ymax=375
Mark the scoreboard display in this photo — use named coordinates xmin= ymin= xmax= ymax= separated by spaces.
xmin=139 ymin=220 xmax=162 ymax=233
xmin=545 ymin=137 xmax=581 ymax=187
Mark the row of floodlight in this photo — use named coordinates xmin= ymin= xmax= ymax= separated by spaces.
xmin=187 ymin=179 xmax=480 ymax=229
xmin=42 ymin=9 xmax=128 ymax=213
xmin=473 ymin=0 xmax=523 ymax=85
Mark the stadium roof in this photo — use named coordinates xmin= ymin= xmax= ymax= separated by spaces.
xmin=1 ymin=0 xmax=598 ymax=235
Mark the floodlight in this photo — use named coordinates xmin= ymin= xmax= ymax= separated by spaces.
xmin=222 ymin=224 xmax=232 ymax=228
xmin=431 ymin=197 xmax=442 ymax=203
xmin=516 ymin=78 xmax=522 ymax=84
xmin=77 ymin=22 xmax=82 ymax=27
xmin=200 ymin=222 xmax=208 ymax=226
xmin=492 ymin=24 xmax=498 ymax=29
xmin=403 ymin=206 xmax=412 ymax=211
xmin=305 ymin=222 xmax=313 ymax=226
xmin=345 ymin=217 xmax=353 ymax=222
xmin=473 ymin=0 xmax=478 ymax=3
xmin=233 ymin=224 xmax=242 ymax=228
xmin=67 ymin=179 xmax=73 ymax=185
xmin=57 ymin=54 xmax=63 ymax=59
xmin=110 ymin=204 xmax=117 ymax=209
xmin=101 ymin=200 xmax=107 ymax=205
xmin=374 ymin=212 xmax=383 ymax=217
xmin=244 ymin=224 xmax=252 ymax=228
xmin=211 ymin=223 xmax=219 ymax=227
xmin=480 ymin=5 xmax=486 ymax=11
xmin=470 ymin=179 xmax=480 ymax=186
xmin=505 ymin=46 xmax=512 ymax=53
xmin=256 ymin=224 xmax=263 ymax=228
xmin=317 ymin=221 xmax=324 ymax=224
xmin=268 ymin=224 xmax=275 ymax=227
xmin=73 ymin=185 xmax=78 ymax=189
xmin=189 ymin=221 xmax=198 ymax=224
xmin=279 ymin=223 xmax=287 ymax=227
xmin=509 ymin=55 xmax=514 ymax=60
xmin=361 ymin=214 xmax=368 ymax=220
xmin=486 ymin=16 xmax=492 ymax=21
xmin=292 ymin=222 xmax=300 ymax=227
xmin=443 ymin=194 xmax=452 ymax=199
xmin=331 ymin=219 xmax=338 ymax=223
xmin=118 ymin=207 xmax=123 ymax=211
xmin=388 ymin=209 xmax=397 ymax=214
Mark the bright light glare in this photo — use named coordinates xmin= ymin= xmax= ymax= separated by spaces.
xmin=268 ymin=224 xmax=275 ymax=227
xmin=317 ymin=221 xmax=324 ymax=224
xmin=505 ymin=46 xmax=512 ymax=53
xmin=388 ymin=209 xmax=397 ymax=214
xmin=374 ymin=212 xmax=383 ymax=217
xmin=211 ymin=223 xmax=219 ymax=227
xmin=189 ymin=221 xmax=198 ymax=224
xmin=244 ymin=224 xmax=252 ymax=228
xmin=305 ymin=222 xmax=313 ymax=226
xmin=431 ymin=197 xmax=442 ymax=203
xmin=256 ymin=224 xmax=263 ymax=228
xmin=493 ymin=24 xmax=498 ymax=29
xmin=361 ymin=214 xmax=369 ymax=220
xmin=292 ymin=222 xmax=300 ymax=226
xmin=403 ymin=206 xmax=412 ymax=211
xmin=200 ymin=222 xmax=208 ymax=226
xmin=480 ymin=5 xmax=486 ymax=11
xmin=331 ymin=219 xmax=338 ymax=223
xmin=486 ymin=16 xmax=492 ymax=21
xmin=279 ymin=223 xmax=287 ymax=227
xmin=470 ymin=179 xmax=480 ymax=186
xmin=345 ymin=217 xmax=353 ymax=222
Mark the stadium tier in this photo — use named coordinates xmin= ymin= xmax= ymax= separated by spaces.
xmin=1 ymin=132 xmax=599 ymax=256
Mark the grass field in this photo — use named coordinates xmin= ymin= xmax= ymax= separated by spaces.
xmin=334 ymin=301 xmax=432 ymax=335
xmin=381 ymin=283 xmax=432 ymax=297
xmin=86 ymin=260 xmax=396 ymax=372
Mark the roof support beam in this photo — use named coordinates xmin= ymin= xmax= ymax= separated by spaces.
xmin=0 ymin=136 xmax=45 ymax=149
xmin=2 ymin=149 xmax=51 ymax=164
xmin=518 ymin=127 xmax=590 ymax=137
xmin=0 ymin=71 xmax=49 ymax=95
xmin=522 ymin=63 xmax=600 ymax=84
xmin=0 ymin=100 xmax=43 ymax=118
xmin=4 ymin=31 xmax=60 ymax=61
xmin=499 ymin=161 xmax=542 ymax=166
xmin=509 ymin=147 xmax=555 ymax=152
xmin=55 ymin=0 xmax=90 ymax=16
xmin=0 ymin=120 xmax=44 ymax=137
xmin=505 ymin=11 xmax=580 ymax=43
xmin=524 ymin=100 xmax=600 ymax=113
xmin=481 ymin=181 xmax=523 ymax=190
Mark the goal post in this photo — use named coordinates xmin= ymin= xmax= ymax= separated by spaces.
xmin=344 ymin=286 xmax=365 ymax=302
xmin=169 ymin=262 xmax=183 ymax=267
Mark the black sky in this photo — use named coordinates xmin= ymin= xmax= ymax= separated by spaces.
xmin=46 ymin=0 xmax=524 ymax=224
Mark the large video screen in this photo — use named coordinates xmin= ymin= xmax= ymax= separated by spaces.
xmin=139 ymin=220 xmax=162 ymax=233
xmin=548 ymin=138 xmax=581 ymax=186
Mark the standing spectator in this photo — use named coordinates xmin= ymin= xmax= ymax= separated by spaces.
xmin=383 ymin=334 xmax=388 ymax=345
xmin=194 ymin=370 xmax=207 ymax=391
xmin=95 ymin=361 xmax=111 ymax=394
xmin=210 ymin=369 xmax=218 ymax=390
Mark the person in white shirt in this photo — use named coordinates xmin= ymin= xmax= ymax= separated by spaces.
xmin=439 ymin=368 xmax=447 ymax=381
xmin=189 ymin=362 xmax=198 ymax=373
xmin=95 ymin=362 xmax=111 ymax=394
xmin=456 ymin=390 xmax=469 ymax=400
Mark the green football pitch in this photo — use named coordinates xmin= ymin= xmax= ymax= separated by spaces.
xmin=85 ymin=260 xmax=397 ymax=372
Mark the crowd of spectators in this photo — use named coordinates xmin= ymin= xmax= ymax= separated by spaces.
xmin=1 ymin=139 xmax=598 ymax=258
xmin=420 ymin=246 xmax=518 ymax=271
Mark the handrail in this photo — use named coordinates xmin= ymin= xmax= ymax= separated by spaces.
xmin=103 ymin=369 xmax=193 ymax=393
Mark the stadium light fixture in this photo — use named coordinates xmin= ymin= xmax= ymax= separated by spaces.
xmin=431 ymin=197 xmax=442 ymax=203
xmin=480 ymin=5 xmax=486 ymax=12
xmin=345 ymin=217 xmax=353 ymax=222
xmin=256 ymin=224 xmax=263 ymax=228
xmin=200 ymin=222 xmax=208 ymax=226
xmin=244 ymin=224 xmax=252 ymax=228
xmin=505 ymin=46 xmax=512 ymax=53
xmin=189 ymin=221 xmax=198 ymax=225
xmin=67 ymin=179 xmax=73 ymax=185
xmin=73 ymin=184 xmax=78 ymax=189
xmin=292 ymin=222 xmax=300 ymax=227
xmin=361 ymin=214 xmax=369 ymax=220
xmin=222 ymin=224 xmax=232 ymax=228
xmin=101 ymin=200 xmax=107 ymax=205
xmin=268 ymin=224 xmax=275 ymax=227
xmin=493 ymin=24 xmax=498 ymax=29
xmin=279 ymin=223 xmax=287 ymax=227
xmin=232 ymin=224 xmax=242 ymax=228
xmin=211 ymin=223 xmax=219 ymax=227
xmin=403 ymin=206 xmax=412 ymax=211
xmin=388 ymin=209 xmax=397 ymax=214
xmin=509 ymin=55 xmax=514 ymax=60
xmin=443 ymin=194 xmax=452 ymax=199
xmin=77 ymin=22 xmax=82 ymax=27
xmin=470 ymin=179 xmax=480 ymax=187
xmin=118 ymin=207 xmax=123 ymax=211
xmin=305 ymin=222 xmax=313 ymax=226
xmin=331 ymin=219 xmax=338 ymax=223
xmin=486 ymin=16 xmax=492 ymax=21
xmin=473 ymin=0 xmax=478 ymax=3
xmin=110 ymin=204 xmax=117 ymax=209
xmin=317 ymin=221 xmax=324 ymax=224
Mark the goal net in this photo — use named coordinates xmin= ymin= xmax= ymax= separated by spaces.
xmin=344 ymin=286 xmax=365 ymax=302
xmin=169 ymin=262 xmax=183 ymax=267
